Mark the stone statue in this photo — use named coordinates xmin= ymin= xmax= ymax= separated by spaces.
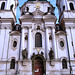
xmin=49 ymin=48 xmax=54 ymax=60
xmin=22 ymin=48 xmax=28 ymax=59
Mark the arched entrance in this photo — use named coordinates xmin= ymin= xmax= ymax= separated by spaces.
xmin=35 ymin=57 xmax=43 ymax=75
xmin=31 ymin=54 xmax=46 ymax=75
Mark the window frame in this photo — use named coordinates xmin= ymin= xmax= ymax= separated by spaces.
xmin=62 ymin=59 xmax=67 ymax=69
xmin=1 ymin=2 xmax=5 ymax=10
xmin=35 ymin=32 xmax=42 ymax=47
xmin=10 ymin=59 xmax=15 ymax=69
xmin=69 ymin=2 xmax=74 ymax=10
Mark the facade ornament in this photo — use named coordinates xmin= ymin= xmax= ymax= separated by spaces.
xmin=25 ymin=35 xmax=28 ymax=40
xmin=49 ymin=35 xmax=52 ymax=40
xmin=49 ymin=48 xmax=54 ymax=60
xmin=22 ymin=48 xmax=28 ymax=59
xmin=35 ymin=2 xmax=41 ymax=9
xmin=41 ymin=52 xmax=44 ymax=56
xmin=37 ymin=25 xmax=40 ymax=30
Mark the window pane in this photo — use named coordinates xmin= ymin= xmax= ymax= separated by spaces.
xmin=35 ymin=33 xmax=42 ymax=47
xmin=70 ymin=3 xmax=74 ymax=10
xmin=62 ymin=59 xmax=67 ymax=69
xmin=1 ymin=2 xmax=5 ymax=10
xmin=10 ymin=59 xmax=15 ymax=69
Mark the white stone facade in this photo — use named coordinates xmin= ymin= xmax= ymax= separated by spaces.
xmin=0 ymin=0 xmax=75 ymax=75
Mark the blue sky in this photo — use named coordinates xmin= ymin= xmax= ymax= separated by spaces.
xmin=16 ymin=0 xmax=59 ymax=23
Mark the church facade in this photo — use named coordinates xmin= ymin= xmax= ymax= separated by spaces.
xmin=0 ymin=0 xmax=75 ymax=75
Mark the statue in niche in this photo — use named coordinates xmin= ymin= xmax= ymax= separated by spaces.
xmin=49 ymin=35 xmax=52 ymax=40
xmin=25 ymin=35 xmax=28 ymax=40
xmin=37 ymin=26 xmax=40 ymax=30
xmin=49 ymin=48 xmax=54 ymax=60
xmin=22 ymin=48 xmax=28 ymax=59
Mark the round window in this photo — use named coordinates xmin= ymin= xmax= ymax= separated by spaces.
xmin=60 ymin=41 xmax=64 ymax=47
xmin=13 ymin=41 xmax=17 ymax=47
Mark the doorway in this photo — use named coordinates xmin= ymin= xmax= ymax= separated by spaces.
xmin=32 ymin=54 xmax=46 ymax=75
xmin=35 ymin=57 xmax=43 ymax=75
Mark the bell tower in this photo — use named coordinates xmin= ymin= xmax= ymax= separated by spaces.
xmin=0 ymin=0 xmax=18 ymax=17
xmin=56 ymin=0 xmax=75 ymax=23
xmin=56 ymin=0 xmax=75 ymax=74
xmin=0 ymin=0 xmax=19 ymax=63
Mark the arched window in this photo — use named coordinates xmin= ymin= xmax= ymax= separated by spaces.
xmin=1 ymin=2 xmax=5 ymax=10
xmin=69 ymin=3 xmax=74 ymax=10
xmin=62 ymin=59 xmax=67 ymax=69
xmin=35 ymin=33 xmax=42 ymax=47
xmin=10 ymin=59 xmax=15 ymax=69
xmin=63 ymin=6 xmax=65 ymax=11
xmin=10 ymin=5 xmax=13 ymax=10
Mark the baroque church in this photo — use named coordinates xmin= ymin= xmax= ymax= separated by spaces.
xmin=0 ymin=0 xmax=75 ymax=75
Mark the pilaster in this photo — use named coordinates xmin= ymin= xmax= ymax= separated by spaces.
xmin=52 ymin=27 xmax=58 ymax=59
xmin=45 ymin=27 xmax=49 ymax=59
xmin=28 ymin=27 xmax=32 ymax=59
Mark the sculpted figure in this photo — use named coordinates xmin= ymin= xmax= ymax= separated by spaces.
xmin=22 ymin=48 xmax=28 ymax=59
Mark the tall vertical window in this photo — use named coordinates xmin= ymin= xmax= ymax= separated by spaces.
xmin=69 ymin=3 xmax=74 ymax=10
xmin=1 ymin=2 xmax=5 ymax=10
xmin=10 ymin=59 xmax=15 ymax=69
xmin=10 ymin=5 xmax=13 ymax=10
xmin=35 ymin=33 xmax=42 ymax=47
xmin=48 ymin=7 xmax=50 ymax=12
xmin=62 ymin=59 xmax=67 ymax=69
xmin=63 ymin=6 xmax=65 ymax=11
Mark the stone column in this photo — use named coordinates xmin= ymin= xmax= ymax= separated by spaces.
xmin=52 ymin=27 xmax=58 ymax=59
xmin=28 ymin=27 xmax=31 ymax=59
xmin=21 ymin=27 xmax=25 ymax=50
xmin=45 ymin=27 xmax=49 ymax=59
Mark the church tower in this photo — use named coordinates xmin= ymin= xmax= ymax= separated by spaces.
xmin=0 ymin=0 xmax=19 ymax=75
xmin=56 ymin=0 xmax=75 ymax=75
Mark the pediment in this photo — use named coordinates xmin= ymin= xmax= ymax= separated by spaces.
xmin=55 ymin=31 xmax=66 ymax=35
xmin=10 ymin=31 xmax=21 ymax=36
